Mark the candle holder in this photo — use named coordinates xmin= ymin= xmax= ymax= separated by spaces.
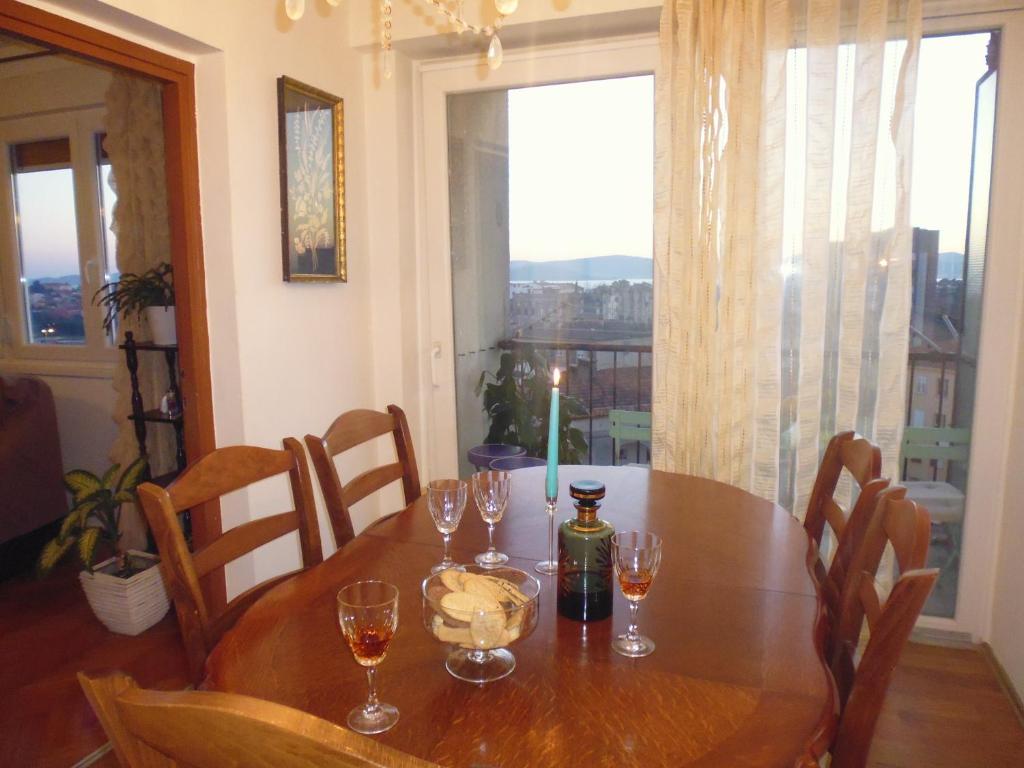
xmin=534 ymin=496 xmax=559 ymax=575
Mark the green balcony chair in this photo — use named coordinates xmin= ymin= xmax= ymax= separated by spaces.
xmin=609 ymin=409 xmax=652 ymax=467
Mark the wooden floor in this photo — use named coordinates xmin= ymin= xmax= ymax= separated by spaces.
xmin=1 ymin=569 xmax=1022 ymax=767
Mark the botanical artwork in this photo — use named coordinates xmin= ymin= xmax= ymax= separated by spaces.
xmin=277 ymin=77 xmax=346 ymax=281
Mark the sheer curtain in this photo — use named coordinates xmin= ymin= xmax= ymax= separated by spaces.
xmin=652 ymin=0 xmax=921 ymax=517
xmin=104 ymin=73 xmax=174 ymax=547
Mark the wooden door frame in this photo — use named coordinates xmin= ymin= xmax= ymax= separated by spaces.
xmin=0 ymin=0 xmax=225 ymax=607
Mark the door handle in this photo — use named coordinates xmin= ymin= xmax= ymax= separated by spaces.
xmin=84 ymin=259 xmax=99 ymax=288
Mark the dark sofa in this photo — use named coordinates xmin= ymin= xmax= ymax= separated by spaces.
xmin=0 ymin=377 xmax=66 ymax=545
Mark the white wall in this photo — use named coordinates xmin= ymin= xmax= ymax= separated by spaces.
xmin=989 ymin=230 xmax=1024 ymax=698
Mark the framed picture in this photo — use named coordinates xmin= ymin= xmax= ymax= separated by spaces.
xmin=277 ymin=76 xmax=346 ymax=282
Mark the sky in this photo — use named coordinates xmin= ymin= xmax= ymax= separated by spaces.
xmin=15 ymin=167 xmax=80 ymax=280
xmin=506 ymin=34 xmax=989 ymax=265
xmin=508 ymin=75 xmax=655 ymax=263
xmin=911 ymin=33 xmax=991 ymax=253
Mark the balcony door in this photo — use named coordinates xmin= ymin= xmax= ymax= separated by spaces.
xmin=908 ymin=11 xmax=1024 ymax=638
xmin=418 ymin=38 xmax=658 ymax=479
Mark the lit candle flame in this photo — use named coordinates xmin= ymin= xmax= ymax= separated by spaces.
xmin=553 ymin=368 xmax=561 ymax=387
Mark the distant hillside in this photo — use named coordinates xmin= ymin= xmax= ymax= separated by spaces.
xmin=34 ymin=274 xmax=81 ymax=287
xmin=510 ymin=255 xmax=652 ymax=282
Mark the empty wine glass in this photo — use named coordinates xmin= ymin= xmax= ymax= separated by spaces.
xmin=472 ymin=470 xmax=511 ymax=568
xmin=337 ymin=581 xmax=400 ymax=734
xmin=611 ymin=531 xmax=662 ymax=658
xmin=427 ymin=479 xmax=467 ymax=573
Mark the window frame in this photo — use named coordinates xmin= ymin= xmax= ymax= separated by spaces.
xmin=0 ymin=108 xmax=116 ymax=364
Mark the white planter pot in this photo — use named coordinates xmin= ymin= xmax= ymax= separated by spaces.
xmin=79 ymin=550 xmax=170 ymax=636
xmin=145 ymin=305 xmax=177 ymax=345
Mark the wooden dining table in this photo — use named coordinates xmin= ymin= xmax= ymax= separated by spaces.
xmin=205 ymin=465 xmax=833 ymax=767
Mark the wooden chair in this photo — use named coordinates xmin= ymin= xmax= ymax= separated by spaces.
xmin=804 ymin=431 xmax=890 ymax=655
xmin=137 ymin=440 xmax=323 ymax=684
xmin=827 ymin=487 xmax=938 ymax=768
xmin=304 ymin=405 xmax=421 ymax=549
xmin=79 ymin=671 xmax=437 ymax=768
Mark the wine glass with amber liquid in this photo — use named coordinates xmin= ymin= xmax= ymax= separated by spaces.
xmin=337 ymin=581 xmax=400 ymax=734
xmin=611 ymin=531 xmax=662 ymax=657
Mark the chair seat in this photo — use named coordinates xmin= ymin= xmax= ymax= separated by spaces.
xmin=902 ymin=481 xmax=964 ymax=525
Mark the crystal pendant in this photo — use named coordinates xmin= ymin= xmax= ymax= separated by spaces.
xmin=285 ymin=0 xmax=305 ymax=21
xmin=326 ymin=0 xmax=341 ymax=5
xmin=383 ymin=48 xmax=395 ymax=80
xmin=494 ymin=0 xmax=519 ymax=14
xmin=486 ymin=34 xmax=503 ymax=70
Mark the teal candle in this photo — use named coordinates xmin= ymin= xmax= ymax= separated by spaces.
xmin=546 ymin=368 xmax=560 ymax=499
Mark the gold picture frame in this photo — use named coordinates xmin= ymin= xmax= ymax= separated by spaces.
xmin=277 ymin=76 xmax=346 ymax=282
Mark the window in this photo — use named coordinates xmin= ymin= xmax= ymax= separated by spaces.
xmin=11 ymin=138 xmax=85 ymax=345
xmin=915 ymin=375 xmax=928 ymax=395
xmin=1 ymin=111 xmax=114 ymax=360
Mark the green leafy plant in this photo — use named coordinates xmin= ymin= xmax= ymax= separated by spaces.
xmin=475 ymin=346 xmax=589 ymax=463
xmin=37 ymin=457 xmax=149 ymax=577
xmin=93 ymin=262 xmax=175 ymax=333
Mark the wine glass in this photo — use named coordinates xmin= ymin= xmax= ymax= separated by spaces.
xmin=611 ymin=531 xmax=662 ymax=658
xmin=427 ymin=479 xmax=467 ymax=574
xmin=337 ymin=581 xmax=400 ymax=734
xmin=472 ymin=470 xmax=511 ymax=568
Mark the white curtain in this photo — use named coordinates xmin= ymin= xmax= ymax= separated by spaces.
xmin=653 ymin=0 xmax=921 ymax=517
xmin=104 ymin=73 xmax=174 ymax=547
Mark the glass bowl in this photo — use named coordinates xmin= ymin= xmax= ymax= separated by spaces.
xmin=422 ymin=565 xmax=540 ymax=683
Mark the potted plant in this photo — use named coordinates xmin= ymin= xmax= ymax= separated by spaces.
xmin=476 ymin=345 xmax=589 ymax=463
xmin=37 ymin=457 xmax=170 ymax=636
xmin=94 ymin=261 xmax=176 ymax=345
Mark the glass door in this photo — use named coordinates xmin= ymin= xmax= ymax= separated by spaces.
xmin=905 ymin=31 xmax=998 ymax=619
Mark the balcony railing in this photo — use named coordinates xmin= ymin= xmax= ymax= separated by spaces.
xmin=498 ymin=338 xmax=652 ymax=465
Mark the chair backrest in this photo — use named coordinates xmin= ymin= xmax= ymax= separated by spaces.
xmin=900 ymin=426 xmax=971 ymax=462
xmin=828 ymin=569 xmax=937 ymax=768
xmin=804 ymin=432 xmax=889 ymax=642
xmin=304 ymin=404 xmax=420 ymax=549
xmin=79 ymin=671 xmax=437 ymax=768
xmin=137 ymin=439 xmax=323 ymax=684
xmin=608 ymin=409 xmax=652 ymax=464
xmin=831 ymin=489 xmax=937 ymax=712
xmin=805 ymin=432 xmax=885 ymax=546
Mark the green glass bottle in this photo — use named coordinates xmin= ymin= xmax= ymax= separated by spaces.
xmin=557 ymin=480 xmax=614 ymax=622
